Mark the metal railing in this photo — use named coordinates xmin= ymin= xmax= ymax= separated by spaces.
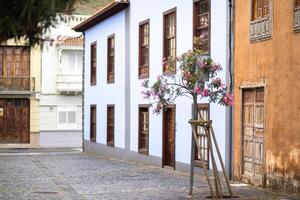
xmin=0 ymin=76 xmax=34 ymax=91
xmin=56 ymin=73 xmax=82 ymax=93
xmin=250 ymin=17 xmax=272 ymax=42
xmin=294 ymin=7 xmax=300 ymax=32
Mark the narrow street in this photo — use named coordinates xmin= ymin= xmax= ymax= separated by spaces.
xmin=0 ymin=149 xmax=298 ymax=200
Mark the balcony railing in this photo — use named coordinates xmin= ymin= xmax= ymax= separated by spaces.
xmin=294 ymin=7 xmax=300 ymax=32
xmin=56 ymin=73 xmax=82 ymax=94
xmin=250 ymin=17 xmax=272 ymax=42
xmin=0 ymin=76 xmax=35 ymax=92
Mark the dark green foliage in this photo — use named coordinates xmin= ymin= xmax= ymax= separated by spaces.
xmin=0 ymin=0 xmax=76 ymax=46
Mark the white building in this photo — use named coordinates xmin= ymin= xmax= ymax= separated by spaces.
xmin=39 ymin=14 xmax=89 ymax=148
xmin=75 ymin=0 xmax=231 ymax=172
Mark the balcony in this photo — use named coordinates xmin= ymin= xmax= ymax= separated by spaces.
xmin=294 ymin=7 xmax=300 ymax=32
xmin=250 ymin=17 xmax=272 ymax=42
xmin=0 ymin=76 xmax=35 ymax=94
xmin=56 ymin=74 xmax=82 ymax=95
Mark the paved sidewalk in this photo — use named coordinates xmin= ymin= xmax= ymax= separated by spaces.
xmin=0 ymin=150 xmax=298 ymax=200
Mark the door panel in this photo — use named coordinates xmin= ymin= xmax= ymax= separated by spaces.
xmin=0 ymin=98 xmax=30 ymax=144
xmin=194 ymin=104 xmax=209 ymax=168
xmin=163 ymin=107 xmax=175 ymax=167
xmin=242 ymin=88 xmax=265 ymax=186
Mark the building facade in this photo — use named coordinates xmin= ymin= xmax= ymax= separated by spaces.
xmin=0 ymin=40 xmax=41 ymax=148
xmin=75 ymin=0 xmax=231 ymax=172
xmin=39 ymin=14 xmax=88 ymax=148
xmin=233 ymin=0 xmax=300 ymax=192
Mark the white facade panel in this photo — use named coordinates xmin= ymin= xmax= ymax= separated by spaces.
xmin=40 ymin=14 xmax=85 ymax=148
xmin=82 ymin=0 xmax=229 ymax=170
xmin=129 ymin=0 xmax=228 ymax=169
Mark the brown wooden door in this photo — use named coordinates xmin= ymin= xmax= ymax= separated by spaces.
xmin=0 ymin=98 xmax=30 ymax=144
xmin=242 ymin=88 xmax=265 ymax=186
xmin=194 ymin=104 xmax=209 ymax=168
xmin=107 ymin=105 xmax=114 ymax=147
xmin=90 ymin=105 xmax=96 ymax=142
xmin=163 ymin=107 xmax=175 ymax=167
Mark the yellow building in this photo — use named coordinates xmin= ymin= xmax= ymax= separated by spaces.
xmin=233 ymin=0 xmax=300 ymax=192
xmin=0 ymin=40 xmax=41 ymax=148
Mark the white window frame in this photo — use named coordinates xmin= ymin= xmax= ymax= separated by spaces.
xmin=57 ymin=106 xmax=77 ymax=130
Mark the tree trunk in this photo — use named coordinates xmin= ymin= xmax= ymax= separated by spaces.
xmin=189 ymin=96 xmax=198 ymax=195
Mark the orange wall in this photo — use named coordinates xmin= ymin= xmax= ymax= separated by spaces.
xmin=233 ymin=0 xmax=300 ymax=192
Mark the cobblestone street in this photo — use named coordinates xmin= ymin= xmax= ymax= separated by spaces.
xmin=0 ymin=149 xmax=299 ymax=200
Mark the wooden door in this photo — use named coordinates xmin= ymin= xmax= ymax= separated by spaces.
xmin=90 ymin=105 xmax=96 ymax=142
xmin=163 ymin=106 xmax=175 ymax=168
xmin=107 ymin=105 xmax=114 ymax=147
xmin=242 ymin=88 xmax=265 ymax=186
xmin=194 ymin=104 xmax=209 ymax=168
xmin=0 ymin=98 xmax=30 ymax=143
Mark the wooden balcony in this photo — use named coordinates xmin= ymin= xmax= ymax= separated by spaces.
xmin=294 ymin=7 xmax=300 ymax=32
xmin=56 ymin=74 xmax=82 ymax=95
xmin=0 ymin=76 xmax=34 ymax=93
xmin=250 ymin=17 xmax=272 ymax=42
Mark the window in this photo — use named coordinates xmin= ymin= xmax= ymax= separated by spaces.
xmin=163 ymin=8 xmax=176 ymax=74
xmin=295 ymin=0 xmax=300 ymax=32
xmin=252 ymin=0 xmax=270 ymax=20
xmin=90 ymin=42 xmax=97 ymax=85
xmin=250 ymin=0 xmax=272 ymax=41
xmin=138 ymin=106 xmax=149 ymax=154
xmin=57 ymin=106 xmax=77 ymax=130
xmin=194 ymin=0 xmax=210 ymax=54
xmin=90 ymin=105 xmax=96 ymax=142
xmin=107 ymin=105 xmax=115 ymax=146
xmin=107 ymin=35 xmax=115 ymax=83
xmin=139 ymin=20 xmax=150 ymax=79
xmin=68 ymin=52 xmax=82 ymax=73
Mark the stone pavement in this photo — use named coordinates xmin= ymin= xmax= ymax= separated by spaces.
xmin=0 ymin=149 xmax=299 ymax=200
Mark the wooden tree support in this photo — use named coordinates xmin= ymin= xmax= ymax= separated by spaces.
xmin=188 ymin=115 xmax=233 ymax=199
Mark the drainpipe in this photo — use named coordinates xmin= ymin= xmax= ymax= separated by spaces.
xmin=226 ymin=0 xmax=234 ymax=179
xmin=82 ymin=32 xmax=85 ymax=152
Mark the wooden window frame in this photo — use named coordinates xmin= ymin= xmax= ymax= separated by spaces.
xmin=249 ymin=0 xmax=272 ymax=42
xmin=138 ymin=19 xmax=150 ymax=79
xmin=138 ymin=104 xmax=150 ymax=155
xmin=107 ymin=104 xmax=115 ymax=147
xmin=294 ymin=0 xmax=300 ymax=32
xmin=90 ymin=105 xmax=96 ymax=142
xmin=107 ymin=35 xmax=115 ymax=83
xmin=0 ymin=46 xmax=31 ymax=91
xmin=90 ymin=42 xmax=97 ymax=86
xmin=163 ymin=7 xmax=177 ymax=75
xmin=193 ymin=0 xmax=211 ymax=55
xmin=296 ymin=0 xmax=300 ymax=7
xmin=251 ymin=0 xmax=270 ymax=21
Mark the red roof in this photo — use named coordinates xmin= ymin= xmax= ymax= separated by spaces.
xmin=57 ymin=36 xmax=83 ymax=46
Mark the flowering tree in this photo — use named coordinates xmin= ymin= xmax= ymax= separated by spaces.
xmin=142 ymin=41 xmax=233 ymax=115
xmin=142 ymin=39 xmax=234 ymax=198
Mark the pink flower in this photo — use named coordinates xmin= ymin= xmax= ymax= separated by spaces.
xmin=194 ymin=85 xmax=201 ymax=95
xmin=223 ymin=93 xmax=234 ymax=106
xmin=202 ymin=88 xmax=209 ymax=97
xmin=157 ymin=75 xmax=162 ymax=80
xmin=183 ymin=72 xmax=191 ymax=80
xmin=197 ymin=60 xmax=207 ymax=69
